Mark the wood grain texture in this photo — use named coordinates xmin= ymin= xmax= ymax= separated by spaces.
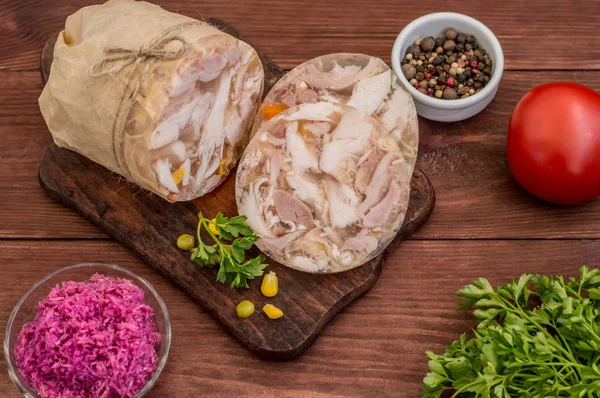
xmin=1 ymin=240 xmax=599 ymax=397
xmin=2 ymin=0 xmax=600 ymax=72
xmin=2 ymin=71 xmax=600 ymax=239
xmin=38 ymin=140 xmax=433 ymax=359
xmin=36 ymin=22 xmax=434 ymax=359
xmin=2 ymin=0 xmax=600 ymax=396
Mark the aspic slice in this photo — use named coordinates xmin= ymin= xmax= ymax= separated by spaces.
xmin=237 ymin=103 xmax=411 ymax=273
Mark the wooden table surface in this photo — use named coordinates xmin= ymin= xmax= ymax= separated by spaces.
xmin=1 ymin=0 xmax=600 ymax=396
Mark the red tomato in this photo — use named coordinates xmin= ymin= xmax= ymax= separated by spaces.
xmin=506 ymin=82 xmax=600 ymax=205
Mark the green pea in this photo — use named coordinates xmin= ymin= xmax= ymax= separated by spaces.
xmin=236 ymin=300 xmax=255 ymax=319
xmin=176 ymin=234 xmax=195 ymax=251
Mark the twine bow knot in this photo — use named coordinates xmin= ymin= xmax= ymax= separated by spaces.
xmin=89 ymin=35 xmax=187 ymax=77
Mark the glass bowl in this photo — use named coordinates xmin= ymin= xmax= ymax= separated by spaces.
xmin=4 ymin=263 xmax=171 ymax=397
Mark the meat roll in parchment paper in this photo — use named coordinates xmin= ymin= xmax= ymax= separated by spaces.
xmin=39 ymin=0 xmax=264 ymax=201
xmin=236 ymin=103 xmax=411 ymax=273
xmin=253 ymin=53 xmax=418 ymax=169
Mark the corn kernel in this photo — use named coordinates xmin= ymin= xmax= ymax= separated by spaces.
xmin=217 ymin=159 xmax=227 ymax=175
xmin=263 ymin=103 xmax=287 ymax=120
xmin=208 ymin=218 xmax=219 ymax=236
xmin=261 ymin=271 xmax=278 ymax=297
xmin=171 ymin=167 xmax=185 ymax=185
xmin=299 ymin=127 xmax=311 ymax=138
xmin=236 ymin=300 xmax=255 ymax=319
xmin=263 ymin=304 xmax=283 ymax=319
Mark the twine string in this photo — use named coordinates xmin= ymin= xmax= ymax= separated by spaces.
xmin=87 ymin=21 xmax=202 ymax=179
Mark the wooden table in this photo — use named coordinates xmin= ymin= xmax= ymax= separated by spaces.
xmin=1 ymin=0 xmax=600 ymax=396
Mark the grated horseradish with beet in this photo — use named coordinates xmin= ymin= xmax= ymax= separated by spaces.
xmin=15 ymin=273 xmax=161 ymax=398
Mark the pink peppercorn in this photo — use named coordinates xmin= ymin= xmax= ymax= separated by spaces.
xmin=470 ymin=60 xmax=478 ymax=68
xmin=446 ymin=77 xmax=456 ymax=88
xmin=427 ymin=88 xmax=433 ymax=95
xmin=415 ymin=82 xmax=420 ymax=88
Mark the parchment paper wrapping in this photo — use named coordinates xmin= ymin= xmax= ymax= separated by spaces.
xmin=39 ymin=0 xmax=264 ymax=201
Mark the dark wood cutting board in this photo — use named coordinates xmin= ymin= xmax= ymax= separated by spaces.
xmin=38 ymin=19 xmax=435 ymax=360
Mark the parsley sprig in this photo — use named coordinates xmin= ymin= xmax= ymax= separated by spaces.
xmin=190 ymin=212 xmax=267 ymax=289
xmin=423 ymin=266 xmax=600 ymax=397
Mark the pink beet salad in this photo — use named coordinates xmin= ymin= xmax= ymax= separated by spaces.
xmin=15 ymin=273 xmax=161 ymax=398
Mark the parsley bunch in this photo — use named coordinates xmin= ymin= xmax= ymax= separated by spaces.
xmin=423 ymin=266 xmax=600 ymax=397
xmin=190 ymin=212 xmax=267 ymax=289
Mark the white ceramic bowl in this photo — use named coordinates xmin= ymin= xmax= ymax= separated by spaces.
xmin=392 ymin=12 xmax=504 ymax=122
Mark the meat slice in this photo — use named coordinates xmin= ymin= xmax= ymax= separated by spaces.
xmin=303 ymin=121 xmax=331 ymax=136
xmin=273 ymin=190 xmax=314 ymax=228
xmin=341 ymin=235 xmax=378 ymax=253
xmin=358 ymin=152 xmax=403 ymax=216
xmin=347 ymin=70 xmax=392 ymax=115
xmin=286 ymin=172 xmax=325 ymax=212
xmin=363 ymin=181 xmax=402 ymax=228
xmin=302 ymin=58 xmax=380 ymax=90
xmin=261 ymin=229 xmax=308 ymax=252
xmin=238 ymin=182 xmax=275 ymax=239
xmin=355 ymin=149 xmax=384 ymax=194
xmin=319 ymin=109 xmax=375 ymax=182
xmin=324 ymin=179 xmax=359 ymax=229
xmin=286 ymin=121 xmax=318 ymax=172
xmin=297 ymin=89 xmax=318 ymax=103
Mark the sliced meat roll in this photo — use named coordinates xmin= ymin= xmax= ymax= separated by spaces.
xmin=236 ymin=103 xmax=411 ymax=273
xmin=39 ymin=0 xmax=264 ymax=201
xmin=253 ymin=53 xmax=418 ymax=169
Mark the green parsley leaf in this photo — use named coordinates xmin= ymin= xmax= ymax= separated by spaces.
xmin=423 ymin=267 xmax=600 ymax=397
xmin=183 ymin=212 xmax=267 ymax=288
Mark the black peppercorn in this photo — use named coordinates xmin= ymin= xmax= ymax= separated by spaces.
xmin=420 ymin=37 xmax=435 ymax=52
xmin=415 ymin=72 xmax=425 ymax=81
xmin=465 ymin=35 xmax=475 ymax=43
xmin=434 ymin=37 xmax=444 ymax=48
xmin=401 ymin=64 xmax=417 ymax=80
xmin=443 ymin=88 xmax=458 ymax=99
xmin=443 ymin=40 xmax=456 ymax=52
xmin=445 ymin=28 xmax=457 ymax=40
xmin=465 ymin=43 xmax=473 ymax=51
xmin=456 ymin=33 xmax=466 ymax=44
xmin=457 ymin=73 xmax=466 ymax=82
xmin=432 ymin=56 xmax=444 ymax=65
xmin=406 ymin=45 xmax=421 ymax=58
